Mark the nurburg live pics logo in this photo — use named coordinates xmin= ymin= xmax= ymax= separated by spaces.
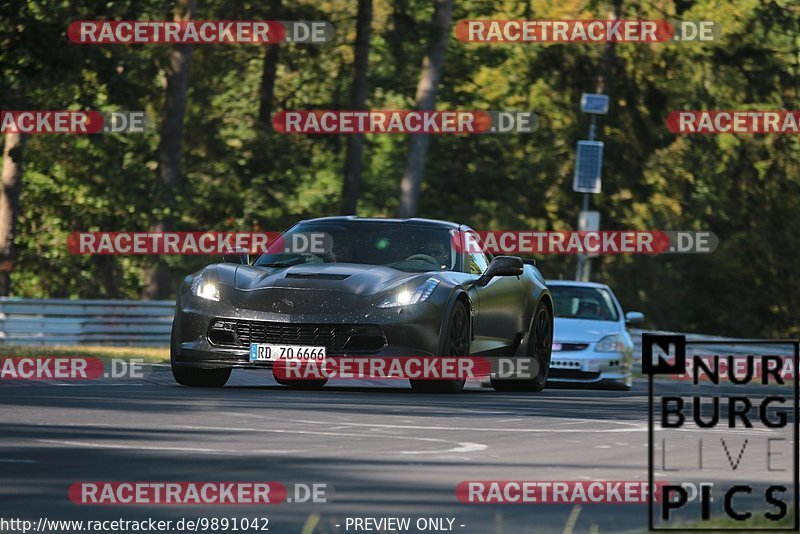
xmin=643 ymin=333 xmax=799 ymax=531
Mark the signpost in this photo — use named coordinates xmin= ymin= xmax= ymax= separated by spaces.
xmin=578 ymin=210 xmax=601 ymax=258
xmin=580 ymin=93 xmax=610 ymax=114
xmin=574 ymin=93 xmax=608 ymax=281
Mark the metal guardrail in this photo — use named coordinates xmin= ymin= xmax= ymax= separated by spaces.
xmin=0 ymin=298 xmax=175 ymax=346
xmin=0 ymin=298 xmax=794 ymax=352
xmin=629 ymin=328 xmax=796 ymax=360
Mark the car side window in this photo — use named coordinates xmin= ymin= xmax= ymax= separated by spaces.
xmin=468 ymin=251 xmax=489 ymax=275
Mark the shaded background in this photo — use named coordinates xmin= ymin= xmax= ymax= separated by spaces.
xmin=1 ymin=0 xmax=798 ymax=338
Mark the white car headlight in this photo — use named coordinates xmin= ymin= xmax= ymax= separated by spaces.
xmin=595 ymin=334 xmax=624 ymax=353
xmin=378 ymin=278 xmax=439 ymax=308
xmin=191 ymin=277 xmax=220 ymax=302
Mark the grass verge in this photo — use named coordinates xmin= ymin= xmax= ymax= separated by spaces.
xmin=644 ymin=508 xmax=795 ymax=532
xmin=0 ymin=345 xmax=169 ymax=364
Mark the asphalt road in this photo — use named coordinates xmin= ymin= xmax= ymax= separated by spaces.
xmin=0 ymin=367 xmax=795 ymax=534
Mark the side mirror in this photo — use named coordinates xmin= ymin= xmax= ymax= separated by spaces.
xmin=222 ymin=253 xmax=250 ymax=265
xmin=476 ymin=256 xmax=524 ymax=286
xmin=625 ymin=311 xmax=645 ymax=325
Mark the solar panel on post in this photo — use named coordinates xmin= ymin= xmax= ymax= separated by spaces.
xmin=573 ymin=140 xmax=603 ymax=193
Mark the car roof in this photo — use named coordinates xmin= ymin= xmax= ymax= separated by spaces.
xmin=301 ymin=216 xmax=463 ymax=230
xmin=546 ymin=280 xmax=612 ymax=290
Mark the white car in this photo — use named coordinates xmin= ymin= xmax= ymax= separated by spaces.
xmin=545 ymin=280 xmax=644 ymax=390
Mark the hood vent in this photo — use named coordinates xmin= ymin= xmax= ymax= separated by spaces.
xmin=284 ymin=272 xmax=351 ymax=281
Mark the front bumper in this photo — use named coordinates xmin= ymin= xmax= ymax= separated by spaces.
xmin=172 ymin=297 xmax=447 ymax=370
xmin=546 ymin=343 xmax=633 ymax=385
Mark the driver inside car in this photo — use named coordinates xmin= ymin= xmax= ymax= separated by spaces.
xmin=423 ymin=236 xmax=451 ymax=270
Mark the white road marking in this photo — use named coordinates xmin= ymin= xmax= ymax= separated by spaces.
xmin=170 ymin=424 xmax=489 ymax=453
xmin=398 ymin=442 xmax=487 ymax=455
xmin=33 ymin=439 xmax=305 ymax=456
xmin=21 ymin=422 xmax=488 ymax=456
xmin=230 ymin=412 xmax=649 ymax=434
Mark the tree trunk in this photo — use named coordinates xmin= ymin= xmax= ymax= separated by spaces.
xmin=143 ymin=0 xmax=196 ymax=300
xmin=0 ymin=133 xmax=26 ymax=296
xmin=340 ymin=0 xmax=373 ymax=215
xmin=257 ymin=0 xmax=283 ymax=128
xmin=397 ymin=0 xmax=454 ymax=218
xmin=595 ymin=0 xmax=622 ymax=94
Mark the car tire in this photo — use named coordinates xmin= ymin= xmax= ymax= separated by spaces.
xmin=172 ymin=364 xmax=232 ymax=387
xmin=410 ymin=300 xmax=469 ymax=394
xmin=170 ymin=317 xmax=232 ymax=388
xmin=491 ymin=299 xmax=553 ymax=392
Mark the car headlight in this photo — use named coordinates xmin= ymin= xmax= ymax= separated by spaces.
xmin=378 ymin=278 xmax=439 ymax=308
xmin=191 ymin=277 xmax=220 ymax=302
xmin=595 ymin=334 xmax=624 ymax=353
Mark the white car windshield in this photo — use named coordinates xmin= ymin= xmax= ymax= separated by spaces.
xmin=550 ymin=286 xmax=620 ymax=322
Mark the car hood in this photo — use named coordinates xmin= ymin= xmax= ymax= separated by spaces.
xmin=553 ymin=317 xmax=622 ymax=343
xmin=208 ymin=262 xmax=425 ymax=296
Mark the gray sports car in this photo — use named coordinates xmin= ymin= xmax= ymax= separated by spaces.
xmin=170 ymin=217 xmax=553 ymax=393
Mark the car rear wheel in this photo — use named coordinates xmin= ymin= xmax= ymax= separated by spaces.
xmin=491 ymin=300 xmax=553 ymax=392
xmin=172 ymin=365 xmax=232 ymax=387
xmin=410 ymin=300 xmax=469 ymax=394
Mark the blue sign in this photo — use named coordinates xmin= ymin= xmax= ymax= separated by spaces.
xmin=581 ymin=93 xmax=609 ymax=114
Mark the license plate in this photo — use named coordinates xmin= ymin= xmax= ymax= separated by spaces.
xmin=249 ymin=344 xmax=327 ymax=362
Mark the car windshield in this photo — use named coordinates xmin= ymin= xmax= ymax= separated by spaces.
xmin=253 ymin=221 xmax=458 ymax=273
xmin=550 ymin=285 xmax=620 ymax=322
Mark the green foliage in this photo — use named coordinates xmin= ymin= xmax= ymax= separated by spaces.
xmin=2 ymin=0 xmax=798 ymax=337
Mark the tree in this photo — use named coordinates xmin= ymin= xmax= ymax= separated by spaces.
xmin=0 ymin=133 xmax=26 ymax=296
xmin=143 ymin=0 xmax=197 ymax=299
xmin=397 ymin=0 xmax=454 ymax=218
xmin=257 ymin=0 xmax=284 ymax=128
xmin=3 ymin=0 xmax=799 ymax=339
xmin=340 ymin=0 xmax=373 ymax=215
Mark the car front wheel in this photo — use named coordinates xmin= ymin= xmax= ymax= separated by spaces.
xmin=410 ymin=300 xmax=470 ymax=394
xmin=491 ymin=300 xmax=553 ymax=392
